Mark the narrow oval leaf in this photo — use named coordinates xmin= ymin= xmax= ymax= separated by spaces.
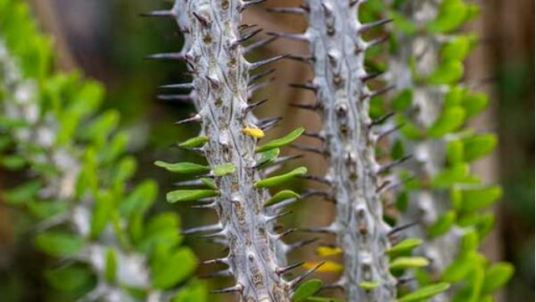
xmin=256 ymin=127 xmax=304 ymax=152
xmin=255 ymin=148 xmax=280 ymax=167
xmin=178 ymin=136 xmax=209 ymax=148
xmin=482 ymin=262 xmax=514 ymax=294
xmin=200 ymin=178 xmax=217 ymax=190
xmin=359 ymin=281 xmax=380 ymax=290
xmin=155 ymin=161 xmax=210 ymax=175
xmin=398 ymin=283 xmax=451 ymax=302
xmin=213 ymin=163 xmax=236 ymax=176
xmin=264 ymin=190 xmax=300 ymax=207
xmin=462 ymin=134 xmax=497 ymax=162
xmin=254 ymin=167 xmax=307 ymax=188
xmin=34 ymin=232 xmax=84 ymax=257
xmin=428 ymin=106 xmax=466 ymax=138
xmin=386 ymin=238 xmax=423 ymax=255
xmin=428 ymin=211 xmax=457 ymax=238
xmin=427 ymin=61 xmax=464 ymax=85
xmin=460 ymin=186 xmax=502 ymax=212
xmin=390 ymin=257 xmax=430 ymax=270
xmin=292 ymin=279 xmax=323 ymax=302
xmin=166 ymin=190 xmax=219 ymax=203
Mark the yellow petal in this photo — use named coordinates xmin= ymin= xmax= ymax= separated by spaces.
xmin=317 ymin=246 xmax=342 ymax=257
xmin=242 ymin=127 xmax=265 ymax=139
xmin=303 ymin=261 xmax=343 ymax=273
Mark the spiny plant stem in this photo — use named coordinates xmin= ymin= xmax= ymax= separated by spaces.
xmin=162 ymin=1 xmax=294 ymax=301
xmin=304 ymin=0 xmax=396 ymax=300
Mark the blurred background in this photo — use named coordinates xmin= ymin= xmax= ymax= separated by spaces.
xmin=0 ymin=0 xmax=533 ymax=301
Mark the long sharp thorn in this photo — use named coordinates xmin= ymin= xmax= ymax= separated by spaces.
xmin=249 ymin=55 xmax=288 ymax=71
xmin=246 ymin=99 xmax=269 ymax=112
xmin=300 ymin=190 xmax=333 ymax=202
xmin=203 ymin=257 xmax=229 ymax=265
xmin=197 ymin=231 xmax=226 ymax=239
xmin=290 ymin=144 xmax=324 ymax=155
xmin=388 ymin=221 xmax=419 ymax=236
xmin=267 ymin=32 xmax=308 ymax=42
xmin=300 ymin=174 xmax=331 ymax=185
xmin=257 ymin=117 xmax=282 ymax=131
xmin=157 ymin=94 xmax=193 ymax=102
xmin=302 ymin=131 xmax=325 ymax=141
xmin=249 ymin=68 xmax=276 ymax=84
xmin=359 ymin=18 xmax=393 ymax=33
xmin=145 ymin=52 xmax=185 ymax=61
xmin=300 ymin=226 xmax=333 ymax=234
xmin=277 ymin=228 xmax=297 ymax=239
xmin=287 ymin=54 xmax=315 ymax=65
xmin=287 ymin=238 xmax=319 ymax=252
xmin=277 ymin=261 xmax=306 ymax=275
xmin=377 ymin=154 xmax=412 ymax=174
xmin=182 ymin=224 xmax=221 ymax=235
xmin=289 ymin=102 xmax=319 ymax=111
xmin=289 ymin=83 xmax=318 ymax=92
xmin=192 ymin=12 xmax=210 ymax=27
xmin=210 ymin=284 xmax=243 ymax=294
xmin=369 ymin=111 xmax=396 ymax=128
xmin=232 ymin=28 xmax=263 ymax=48
xmin=173 ymin=179 xmax=203 ymax=187
xmin=397 ymin=276 xmax=416 ymax=286
xmin=362 ymin=85 xmax=395 ymax=100
xmin=248 ymin=78 xmax=274 ymax=94
xmin=271 ymin=154 xmax=303 ymax=166
xmin=244 ymin=36 xmax=278 ymax=54
xmin=241 ymin=0 xmax=269 ymax=11
xmin=190 ymin=203 xmax=215 ymax=210
xmin=290 ymin=261 xmax=326 ymax=288
xmin=159 ymin=83 xmax=194 ymax=89
xmin=266 ymin=7 xmax=306 ymax=14
xmin=201 ymin=269 xmax=233 ymax=279
xmin=361 ymin=71 xmax=385 ymax=83
xmin=139 ymin=10 xmax=174 ymax=18
xmin=366 ymin=35 xmax=390 ymax=50
xmin=175 ymin=114 xmax=201 ymax=125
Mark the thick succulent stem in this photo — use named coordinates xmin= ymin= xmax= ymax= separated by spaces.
xmin=390 ymin=0 xmax=463 ymax=277
xmin=164 ymin=1 xmax=293 ymax=301
xmin=304 ymin=0 xmax=397 ymax=300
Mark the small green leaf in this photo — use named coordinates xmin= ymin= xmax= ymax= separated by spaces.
xmin=390 ymin=11 xmax=418 ymax=35
xmin=155 ymin=161 xmax=210 ymax=175
xmin=387 ymin=238 xmax=423 ymax=256
xmin=359 ymin=281 xmax=380 ymax=290
xmin=1 ymin=155 xmax=26 ymax=170
xmin=178 ymin=136 xmax=209 ymax=148
xmin=428 ymin=106 xmax=466 ymax=137
xmin=166 ymin=190 xmax=219 ymax=203
xmin=152 ymin=248 xmax=197 ymax=289
xmin=431 ymin=164 xmax=469 ymax=188
xmin=442 ymin=253 xmax=479 ymax=282
xmin=441 ymin=36 xmax=471 ymax=62
xmin=398 ymin=283 xmax=451 ymax=302
xmin=426 ymin=0 xmax=467 ymax=33
xmin=462 ymin=134 xmax=497 ymax=162
xmin=3 ymin=180 xmax=41 ymax=205
xmin=45 ymin=266 xmax=93 ymax=292
xmin=428 ymin=211 xmax=457 ymax=238
xmin=213 ymin=163 xmax=236 ymax=176
xmin=447 ymin=139 xmax=464 ymax=164
xmin=461 ymin=92 xmax=489 ymax=118
xmin=28 ymin=201 xmax=68 ymax=220
xmin=459 ymin=186 xmax=502 ymax=212
xmin=292 ymin=279 xmax=323 ymax=302
xmin=482 ymin=263 xmax=514 ymax=294
xmin=172 ymin=280 xmax=208 ymax=302
xmin=392 ymin=89 xmax=413 ymax=111
xmin=34 ymin=232 xmax=84 ymax=257
xmin=105 ymin=249 xmax=117 ymax=283
xmin=390 ymin=257 xmax=430 ymax=271
xmin=256 ymin=148 xmax=280 ymax=167
xmin=200 ymin=178 xmax=217 ymax=190
xmin=461 ymin=231 xmax=479 ymax=253
xmin=265 ymin=190 xmax=301 ymax=207
xmin=427 ymin=61 xmax=464 ymax=85
xmin=254 ymin=167 xmax=307 ymax=188
xmin=256 ymin=127 xmax=304 ymax=152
